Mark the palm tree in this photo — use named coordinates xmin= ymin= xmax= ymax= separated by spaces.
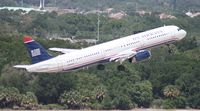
xmin=20 ymin=92 xmax=38 ymax=110
xmin=163 ymin=85 xmax=180 ymax=98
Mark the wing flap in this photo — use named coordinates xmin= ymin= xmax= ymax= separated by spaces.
xmin=110 ymin=49 xmax=137 ymax=63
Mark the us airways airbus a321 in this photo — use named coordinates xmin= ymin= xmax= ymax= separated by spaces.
xmin=14 ymin=25 xmax=187 ymax=73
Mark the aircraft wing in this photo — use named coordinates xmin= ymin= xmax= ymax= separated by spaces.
xmin=49 ymin=48 xmax=80 ymax=53
xmin=109 ymin=49 xmax=137 ymax=63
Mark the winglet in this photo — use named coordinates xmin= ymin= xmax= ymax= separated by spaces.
xmin=23 ymin=36 xmax=34 ymax=43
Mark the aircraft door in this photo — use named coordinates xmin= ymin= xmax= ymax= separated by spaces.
xmin=57 ymin=59 xmax=64 ymax=72
xmin=171 ymin=30 xmax=176 ymax=40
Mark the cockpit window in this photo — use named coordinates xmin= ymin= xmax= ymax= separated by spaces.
xmin=178 ymin=28 xmax=182 ymax=31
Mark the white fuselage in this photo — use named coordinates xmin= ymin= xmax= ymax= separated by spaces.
xmin=26 ymin=25 xmax=186 ymax=72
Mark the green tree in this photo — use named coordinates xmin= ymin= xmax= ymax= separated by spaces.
xmin=0 ymin=64 xmax=34 ymax=93
xmin=0 ymin=0 xmax=17 ymax=7
xmin=20 ymin=92 xmax=38 ymax=110
xmin=131 ymin=81 xmax=153 ymax=108
xmin=59 ymin=72 xmax=106 ymax=109
xmin=175 ymin=63 xmax=200 ymax=108
xmin=34 ymin=73 xmax=75 ymax=104
xmin=0 ymin=87 xmax=21 ymax=108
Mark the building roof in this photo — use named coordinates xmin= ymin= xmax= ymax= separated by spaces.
xmin=186 ymin=11 xmax=200 ymax=18
xmin=0 ymin=7 xmax=46 ymax=13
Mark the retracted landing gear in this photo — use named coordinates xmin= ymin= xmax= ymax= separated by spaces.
xmin=117 ymin=65 xmax=125 ymax=71
xmin=97 ymin=64 xmax=105 ymax=70
xmin=166 ymin=44 xmax=172 ymax=54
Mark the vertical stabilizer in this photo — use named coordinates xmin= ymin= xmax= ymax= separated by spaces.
xmin=23 ymin=36 xmax=52 ymax=64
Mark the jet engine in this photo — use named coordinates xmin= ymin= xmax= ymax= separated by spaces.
xmin=129 ymin=50 xmax=151 ymax=63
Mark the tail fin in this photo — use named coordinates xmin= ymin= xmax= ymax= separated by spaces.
xmin=23 ymin=36 xmax=52 ymax=64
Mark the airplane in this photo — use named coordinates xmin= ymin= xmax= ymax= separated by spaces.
xmin=14 ymin=25 xmax=187 ymax=73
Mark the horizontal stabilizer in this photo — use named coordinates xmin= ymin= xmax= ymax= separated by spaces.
xmin=14 ymin=65 xmax=30 ymax=69
xmin=49 ymin=48 xmax=79 ymax=53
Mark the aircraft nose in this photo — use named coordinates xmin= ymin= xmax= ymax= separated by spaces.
xmin=179 ymin=30 xmax=187 ymax=40
xmin=182 ymin=30 xmax=187 ymax=37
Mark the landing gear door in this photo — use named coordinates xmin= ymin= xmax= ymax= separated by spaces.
xmin=171 ymin=30 xmax=176 ymax=40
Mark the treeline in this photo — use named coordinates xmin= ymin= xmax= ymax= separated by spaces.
xmin=0 ymin=10 xmax=200 ymax=109
xmin=1 ymin=0 xmax=200 ymax=12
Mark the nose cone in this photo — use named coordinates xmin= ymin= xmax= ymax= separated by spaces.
xmin=182 ymin=30 xmax=187 ymax=37
xmin=179 ymin=30 xmax=187 ymax=40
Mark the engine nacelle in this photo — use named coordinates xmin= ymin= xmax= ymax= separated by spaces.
xmin=129 ymin=50 xmax=151 ymax=63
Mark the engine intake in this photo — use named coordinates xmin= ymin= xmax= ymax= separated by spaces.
xmin=129 ymin=50 xmax=151 ymax=63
